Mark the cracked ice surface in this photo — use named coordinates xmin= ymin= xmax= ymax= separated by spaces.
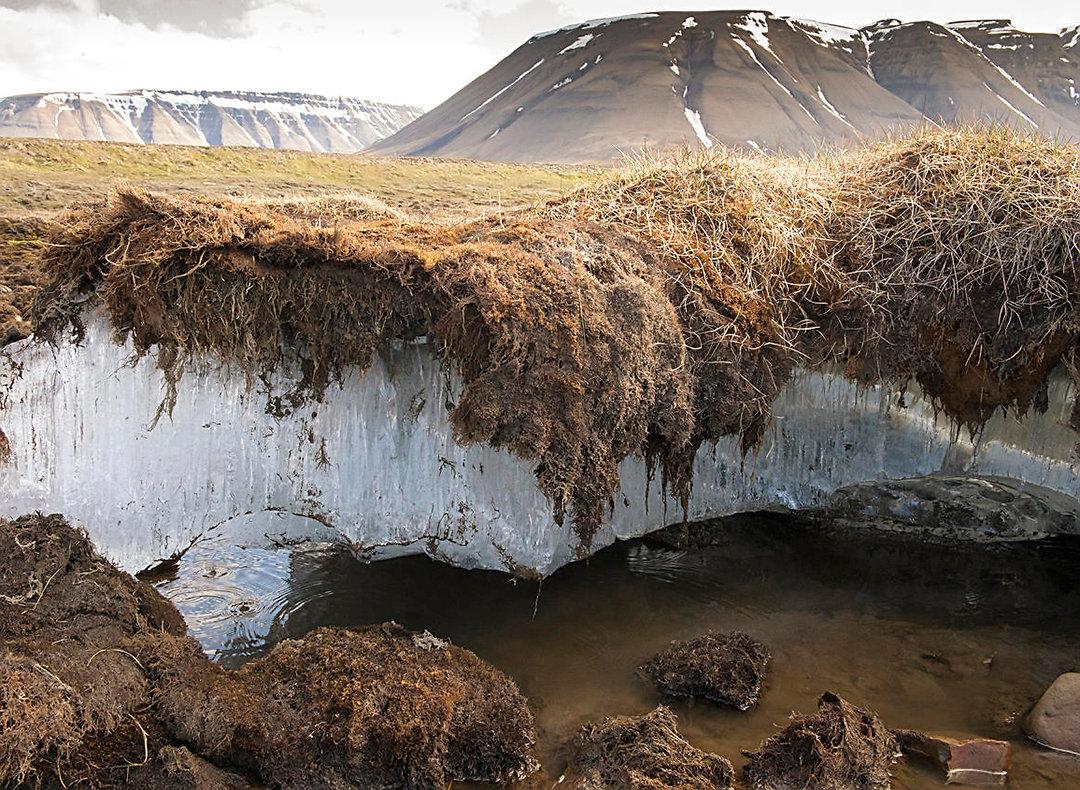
xmin=2 ymin=311 xmax=1079 ymax=575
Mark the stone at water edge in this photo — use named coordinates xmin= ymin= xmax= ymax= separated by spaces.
xmin=896 ymin=730 xmax=1010 ymax=786
xmin=1025 ymin=672 xmax=1080 ymax=756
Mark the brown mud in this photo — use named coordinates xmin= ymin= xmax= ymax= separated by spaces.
xmin=0 ymin=513 xmax=537 ymax=789
xmin=26 ymin=127 xmax=1080 ymax=546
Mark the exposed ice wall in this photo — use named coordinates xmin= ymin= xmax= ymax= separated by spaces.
xmin=2 ymin=312 xmax=1079 ymax=575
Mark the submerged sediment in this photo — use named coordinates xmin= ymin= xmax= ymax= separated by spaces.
xmin=0 ymin=513 xmax=537 ymax=789
xmin=5 ymin=126 xmax=1080 ymax=571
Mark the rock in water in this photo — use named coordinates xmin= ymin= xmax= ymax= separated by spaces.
xmin=1025 ymin=673 xmax=1080 ymax=756
xmin=896 ymin=730 xmax=1010 ymax=786
xmin=639 ymin=631 xmax=770 ymax=710
xmin=742 ymin=692 xmax=899 ymax=789
xmin=807 ymin=475 xmax=1080 ymax=542
xmin=564 ymin=706 xmax=734 ymax=789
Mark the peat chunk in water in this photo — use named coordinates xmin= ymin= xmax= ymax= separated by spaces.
xmin=742 ymin=691 xmax=899 ymax=790
xmin=153 ymin=622 xmax=540 ymax=788
xmin=639 ymin=631 xmax=770 ymax=710
xmin=564 ymin=705 xmax=734 ymax=789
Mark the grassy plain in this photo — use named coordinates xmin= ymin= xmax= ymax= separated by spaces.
xmin=0 ymin=137 xmax=593 ymax=219
xmin=0 ymin=137 xmax=596 ymax=342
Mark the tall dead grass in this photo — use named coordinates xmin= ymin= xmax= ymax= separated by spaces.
xmin=30 ymin=127 xmax=1080 ymax=545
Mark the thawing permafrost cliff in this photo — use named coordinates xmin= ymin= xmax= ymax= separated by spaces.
xmin=4 ymin=128 xmax=1080 ymax=574
xmin=1 ymin=316 xmax=1079 ymax=574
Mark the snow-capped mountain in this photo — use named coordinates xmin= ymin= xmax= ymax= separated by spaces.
xmin=867 ymin=19 xmax=1080 ymax=135
xmin=372 ymin=12 xmax=1080 ymax=162
xmin=0 ymin=90 xmax=423 ymax=153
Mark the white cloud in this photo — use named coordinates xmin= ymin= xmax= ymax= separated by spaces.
xmin=0 ymin=1 xmax=1075 ymax=108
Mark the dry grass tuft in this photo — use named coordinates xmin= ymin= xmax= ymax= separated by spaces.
xmin=28 ymin=126 xmax=1080 ymax=545
xmin=639 ymin=631 xmax=770 ymax=710
xmin=566 ymin=706 xmax=734 ymax=789
xmin=742 ymin=691 xmax=899 ymax=789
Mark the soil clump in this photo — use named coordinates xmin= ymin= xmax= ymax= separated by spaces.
xmin=742 ymin=691 xmax=899 ymax=789
xmin=0 ymin=512 xmax=538 ymax=789
xmin=564 ymin=706 xmax=734 ymax=788
xmin=639 ymin=631 xmax=769 ymax=710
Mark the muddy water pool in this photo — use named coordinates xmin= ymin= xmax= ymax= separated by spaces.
xmin=153 ymin=515 xmax=1080 ymax=787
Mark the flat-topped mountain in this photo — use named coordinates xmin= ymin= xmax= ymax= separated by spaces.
xmin=372 ymin=12 xmax=1080 ymax=162
xmin=0 ymin=90 xmax=423 ymax=153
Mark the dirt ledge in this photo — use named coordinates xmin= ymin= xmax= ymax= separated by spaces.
xmin=0 ymin=512 xmax=538 ymax=789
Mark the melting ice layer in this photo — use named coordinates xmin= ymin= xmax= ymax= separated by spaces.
xmin=2 ymin=312 xmax=1079 ymax=575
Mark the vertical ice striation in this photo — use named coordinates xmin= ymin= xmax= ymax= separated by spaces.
xmin=2 ymin=311 xmax=1079 ymax=575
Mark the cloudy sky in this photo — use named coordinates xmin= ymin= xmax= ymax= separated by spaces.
xmin=0 ymin=1 xmax=1074 ymax=108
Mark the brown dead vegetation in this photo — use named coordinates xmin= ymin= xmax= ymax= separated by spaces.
xmin=0 ymin=512 xmax=186 ymax=787
xmin=639 ymin=631 xmax=769 ymax=710
xmin=151 ymin=623 xmax=537 ymax=788
xmin=564 ymin=706 xmax=734 ymax=789
xmin=0 ymin=215 xmax=51 ymax=345
xmin=0 ymin=513 xmax=538 ymax=789
xmin=742 ymin=692 xmax=899 ymax=789
xmin=28 ymin=127 xmax=1080 ymax=545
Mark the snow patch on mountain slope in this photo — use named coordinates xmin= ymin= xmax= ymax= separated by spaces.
xmin=943 ymin=27 xmax=1047 ymax=108
xmin=683 ymin=107 xmax=712 ymax=147
xmin=559 ymin=34 xmax=595 ymax=55
xmin=462 ymin=60 xmax=545 ymax=122
xmin=793 ymin=18 xmax=864 ymax=48
xmin=985 ymin=82 xmax=1039 ymax=127
xmin=734 ymin=12 xmax=775 ymax=58
xmin=816 ymin=86 xmax=856 ymax=130
xmin=533 ymin=13 xmax=659 ymax=39
xmin=1 ymin=90 xmax=421 ymax=152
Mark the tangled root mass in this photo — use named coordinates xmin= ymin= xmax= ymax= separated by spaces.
xmin=639 ymin=630 xmax=770 ymax=710
xmin=565 ymin=705 xmax=734 ymax=789
xmin=742 ymin=691 xmax=899 ymax=790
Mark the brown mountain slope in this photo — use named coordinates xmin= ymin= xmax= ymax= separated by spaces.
xmin=372 ymin=11 xmax=1080 ymax=162
xmin=867 ymin=20 xmax=1080 ymax=138
xmin=0 ymin=91 xmax=423 ymax=153
xmin=952 ymin=20 xmax=1080 ymax=135
xmin=372 ymin=11 xmax=924 ymax=162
